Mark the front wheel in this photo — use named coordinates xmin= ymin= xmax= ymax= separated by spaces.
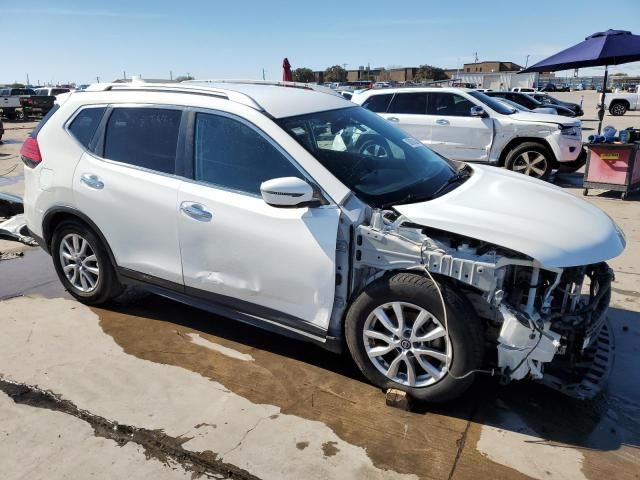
xmin=51 ymin=220 xmax=123 ymax=305
xmin=345 ymin=272 xmax=484 ymax=403
xmin=505 ymin=142 xmax=553 ymax=180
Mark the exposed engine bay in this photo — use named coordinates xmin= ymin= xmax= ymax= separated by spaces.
xmin=351 ymin=209 xmax=613 ymax=398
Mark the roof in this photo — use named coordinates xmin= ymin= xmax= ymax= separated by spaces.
xmin=185 ymin=80 xmax=351 ymax=118
xmin=83 ymin=79 xmax=353 ymax=119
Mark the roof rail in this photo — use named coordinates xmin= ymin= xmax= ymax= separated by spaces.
xmin=80 ymin=82 xmax=264 ymax=111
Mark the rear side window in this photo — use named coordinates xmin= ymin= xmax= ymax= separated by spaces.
xmin=52 ymin=89 xmax=69 ymax=96
xmin=362 ymin=93 xmax=393 ymax=113
xmin=194 ymin=113 xmax=301 ymax=195
xmin=387 ymin=92 xmax=427 ymax=114
xmin=104 ymin=108 xmax=181 ymax=174
xmin=68 ymin=107 xmax=106 ymax=148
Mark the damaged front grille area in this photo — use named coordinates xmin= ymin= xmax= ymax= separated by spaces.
xmin=352 ymin=210 xmax=616 ymax=399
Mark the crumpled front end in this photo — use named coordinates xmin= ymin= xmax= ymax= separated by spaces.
xmin=352 ymin=209 xmax=618 ymax=399
xmin=495 ymin=262 xmax=614 ymax=399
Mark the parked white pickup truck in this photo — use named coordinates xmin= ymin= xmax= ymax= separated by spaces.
xmin=0 ymin=87 xmax=36 ymax=119
xmin=604 ymin=85 xmax=640 ymax=116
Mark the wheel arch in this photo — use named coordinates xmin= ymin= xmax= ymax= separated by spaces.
xmin=344 ymin=268 xmax=484 ymax=331
xmin=497 ymin=137 xmax=556 ymax=167
xmin=42 ymin=206 xmax=118 ymax=268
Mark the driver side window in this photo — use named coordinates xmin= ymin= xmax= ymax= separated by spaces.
xmin=428 ymin=93 xmax=474 ymax=117
xmin=194 ymin=113 xmax=302 ymax=196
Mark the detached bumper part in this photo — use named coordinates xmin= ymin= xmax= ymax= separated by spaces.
xmin=497 ymin=304 xmax=561 ymax=381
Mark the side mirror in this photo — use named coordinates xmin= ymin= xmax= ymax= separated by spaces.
xmin=260 ymin=177 xmax=321 ymax=208
xmin=470 ymin=106 xmax=487 ymax=117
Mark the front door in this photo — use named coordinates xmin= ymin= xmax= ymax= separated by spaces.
xmin=427 ymin=92 xmax=493 ymax=162
xmin=177 ymin=111 xmax=340 ymax=331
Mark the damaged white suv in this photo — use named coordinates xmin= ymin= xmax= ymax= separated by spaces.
xmin=22 ymin=80 xmax=625 ymax=402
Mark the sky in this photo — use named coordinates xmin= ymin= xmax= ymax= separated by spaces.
xmin=2 ymin=0 xmax=640 ymax=85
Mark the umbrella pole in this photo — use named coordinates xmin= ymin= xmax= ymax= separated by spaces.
xmin=597 ymin=65 xmax=609 ymax=135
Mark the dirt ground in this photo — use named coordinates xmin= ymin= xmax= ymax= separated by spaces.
xmin=1 ymin=108 xmax=639 ymax=480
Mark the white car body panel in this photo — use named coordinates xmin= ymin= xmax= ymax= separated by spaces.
xmin=73 ymin=151 xmax=183 ymax=284
xmin=426 ymin=115 xmax=493 ymax=162
xmin=177 ymin=181 xmax=340 ymax=328
xmin=394 ymin=164 xmax=625 ymax=268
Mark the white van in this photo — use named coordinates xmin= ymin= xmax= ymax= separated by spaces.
xmin=353 ymin=87 xmax=583 ymax=179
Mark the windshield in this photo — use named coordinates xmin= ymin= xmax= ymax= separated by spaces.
xmin=468 ymin=90 xmax=516 ymax=115
xmin=277 ymin=107 xmax=459 ymax=207
xmin=497 ymin=99 xmax=528 ymax=112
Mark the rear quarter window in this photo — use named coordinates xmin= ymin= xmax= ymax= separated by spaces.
xmin=68 ymin=107 xmax=107 ymax=148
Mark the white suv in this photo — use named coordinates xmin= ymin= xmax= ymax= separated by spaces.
xmin=22 ymin=80 xmax=624 ymax=402
xmin=352 ymin=87 xmax=583 ymax=179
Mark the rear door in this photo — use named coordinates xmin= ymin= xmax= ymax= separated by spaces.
xmin=381 ymin=92 xmax=430 ymax=144
xmin=72 ymin=105 xmax=185 ymax=285
xmin=427 ymin=92 xmax=493 ymax=162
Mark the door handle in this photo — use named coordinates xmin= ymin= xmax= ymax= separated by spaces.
xmin=180 ymin=202 xmax=212 ymax=222
xmin=80 ymin=173 xmax=104 ymax=190
xmin=436 ymin=119 xmax=450 ymax=125
xmin=386 ymin=116 xmax=399 ymax=122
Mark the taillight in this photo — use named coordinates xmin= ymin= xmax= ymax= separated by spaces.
xmin=20 ymin=137 xmax=42 ymax=167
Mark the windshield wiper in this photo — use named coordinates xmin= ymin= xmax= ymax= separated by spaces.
xmin=428 ymin=169 xmax=471 ymax=199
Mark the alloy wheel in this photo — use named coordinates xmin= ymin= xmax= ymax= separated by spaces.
xmin=511 ymin=151 xmax=549 ymax=178
xmin=59 ymin=233 xmax=100 ymax=293
xmin=363 ymin=301 xmax=452 ymax=387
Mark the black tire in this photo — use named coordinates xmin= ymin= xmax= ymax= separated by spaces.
xmin=609 ymin=101 xmax=627 ymax=116
xmin=505 ymin=141 xmax=554 ymax=180
xmin=345 ymin=272 xmax=484 ymax=403
xmin=51 ymin=220 xmax=123 ymax=305
xmin=4 ymin=109 xmax=17 ymax=120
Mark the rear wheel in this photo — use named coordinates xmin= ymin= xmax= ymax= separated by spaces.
xmin=51 ymin=220 xmax=123 ymax=305
xmin=345 ymin=272 xmax=484 ymax=403
xmin=505 ymin=142 xmax=553 ymax=180
xmin=609 ymin=101 xmax=627 ymax=116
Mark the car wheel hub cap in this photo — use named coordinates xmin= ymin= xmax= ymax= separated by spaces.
xmin=512 ymin=151 xmax=548 ymax=177
xmin=59 ymin=233 xmax=99 ymax=293
xmin=363 ymin=301 xmax=452 ymax=388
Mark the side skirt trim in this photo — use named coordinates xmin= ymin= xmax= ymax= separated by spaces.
xmin=117 ymin=267 xmax=343 ymax=353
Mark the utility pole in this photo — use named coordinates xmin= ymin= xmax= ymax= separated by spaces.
xmin=123 ymin=70 xmax=126 ymax=80
xmin=170 ymin=70 xmax=173 ymax=80
xmin=525 ymin=54 xmax=530 ymax=68
xmin=473 ymin=52 xmax=479 ymax=63
xmin=26 ymin=73 xmax=30 ymax=85
xmin=262 ymin=68 xmax=266 ymax=80
xmin=96 ymin=76 xmax=100 ymax=83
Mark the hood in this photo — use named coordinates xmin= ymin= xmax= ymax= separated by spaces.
xmin=394 ymin=165 xmax=625 ymax=268
xmin=509 ymin=111 xmax=579 ymax=126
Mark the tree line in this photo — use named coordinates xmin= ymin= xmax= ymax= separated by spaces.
xmin=292 ymin=64 xmax=448 ymax=83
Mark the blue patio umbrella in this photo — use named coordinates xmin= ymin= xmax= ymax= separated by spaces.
xmin=521 ymin=30 xmax=640 ymax=133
